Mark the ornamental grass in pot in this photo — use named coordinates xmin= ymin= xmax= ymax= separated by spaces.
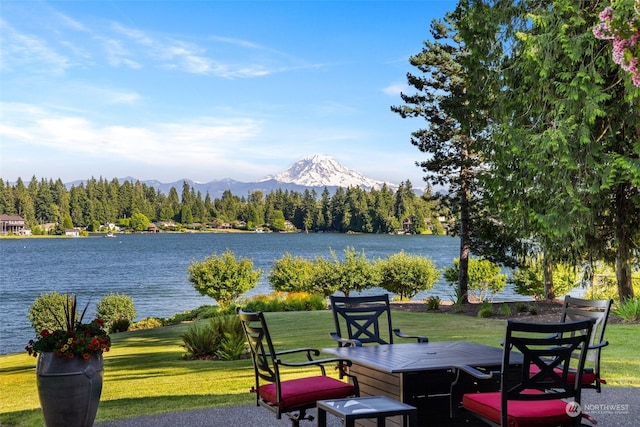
xmin=26 ymin=293 xmax=111 ymax=427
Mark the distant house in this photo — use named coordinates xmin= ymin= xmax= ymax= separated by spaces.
xmin=401 ymin=216 xmax=414 ymax=234
xmin=105 ymin=222 xmax=119 ymax=231
xmin=156 ymin=221 xmax=177 ymax=229
xmin=0 ymin=214 xmax=27 ymax=235
xmin=65 ymin=229 xmax=80 ymax=237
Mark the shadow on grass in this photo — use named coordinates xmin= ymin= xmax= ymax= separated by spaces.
xmin=96 ymin=393 xmax=251 ymax=423
xmin=0 ymin=408 xmax=42 ymax=427
xmin=0 ymin=394 xmax=252 ymax=427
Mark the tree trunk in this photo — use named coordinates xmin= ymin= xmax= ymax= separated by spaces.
xmin=615 ymin=184 xmax=635 ymax=303
xmin=543 ymin=253 xmax=555 ymax=300
xmin=458 ymin=148 xmax=471 ymax=304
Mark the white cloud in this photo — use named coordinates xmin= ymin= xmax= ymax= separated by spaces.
xmin=108 ymin=91 xmax=141 ymax=105
xmin=53 ymin=10 xmax=88 ymax=32
xmin=0 ymin=20 xmax=70 ymax=75
xmin=0 ymin=102 xmax=263 ymax=171
xmin=100 ymin=37 xmax=141 ymax=69
xmin=110 ymin=22 xmax=154 ymax=47
xmin=107 ymin=22 xmax=304 ymax=78
xmin=382 ymin=83 xmax=407 ymax=96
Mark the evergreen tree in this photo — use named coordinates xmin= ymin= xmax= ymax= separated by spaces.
xmin=486 ymin=0 xmax=639 ymax=301
xmin=392 ymin=5 xmax=500 ymax=302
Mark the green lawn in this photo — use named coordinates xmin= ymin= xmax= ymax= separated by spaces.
xmin=1 ymin=311 xmax=638 ymax=427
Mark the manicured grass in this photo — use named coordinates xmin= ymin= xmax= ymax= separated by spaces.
xmin=1 ymin=311 xmax=637 ymax=427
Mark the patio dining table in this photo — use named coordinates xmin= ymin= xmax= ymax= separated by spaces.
xmin=323 ymin=341 xmax=521 ymax=426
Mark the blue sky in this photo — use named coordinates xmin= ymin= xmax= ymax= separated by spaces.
xmin=1 ymin=0 xmax=454 ymax=187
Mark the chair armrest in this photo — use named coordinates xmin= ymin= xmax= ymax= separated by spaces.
xmin=329 ymin=332 xmax=363 ymax=347
xmin=393 ymin=328 xmax=428 ymax=343
xmin=275 ymin=347 xmax=320 ymax=361
xmin=453 ymin=365 xmax=499 ymax=380
xmin=278 ymin=357 xmax=353 ymax=369
xmin=278 ymin=357 xmax=356 ymax=379
xmin=589 ymin=340 xmax=609 ymax=350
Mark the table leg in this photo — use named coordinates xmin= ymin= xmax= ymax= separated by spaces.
xmin=317 ymin=407 xmax=327 ymax=427
xmin=376 ymin=416 xmax=385 ymax=427
xmin=408 ymin=412 xmax=418 ymax=427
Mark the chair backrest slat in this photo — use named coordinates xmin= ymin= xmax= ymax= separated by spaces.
xmin=561 ymin=296 xmax=612 ymax=363
xmin=330 ymin=294 xmax=394 ymax=346
xmin=502 ymin=319 xmax=593 ymax=414
xmin=238 ymin=310 xmax=279 ymax=388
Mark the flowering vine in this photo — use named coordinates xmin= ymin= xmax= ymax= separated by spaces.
xmin=593 ymin=1 xmax=640 ymax=87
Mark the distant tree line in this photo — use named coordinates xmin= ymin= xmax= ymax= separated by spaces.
xmin=0 ymin=176 xmax=450 ymax=234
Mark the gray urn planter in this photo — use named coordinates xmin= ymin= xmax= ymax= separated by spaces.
xmin=36 ymin=352 xmax=104 ymax=427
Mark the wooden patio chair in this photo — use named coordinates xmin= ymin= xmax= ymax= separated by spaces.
xmin=454 ymin=319 xmax=596 ymax=427
xmin=329 ymin=294 xmax=428 ymax=347
xmin=238 ymin=309 xmax=359 ymax=427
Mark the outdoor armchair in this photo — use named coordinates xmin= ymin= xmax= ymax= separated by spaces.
xmin=560 ymin=295 xmax=612 ymax=392
xmin=329 ymin=294 xmax=428 ymax=347
xmin=454 ymin=319 xmax=595 ymax=427
xmin=238 ymin=308 xmax=359 ymax=427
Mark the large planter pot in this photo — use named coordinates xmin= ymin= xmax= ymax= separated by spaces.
xmin=36 ymin=352 xmax=104 ymax=427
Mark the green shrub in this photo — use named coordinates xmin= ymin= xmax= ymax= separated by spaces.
xmin=515 ymin=302 xmax=529 ymax=312
xmin=498 ymin=304 xmax=512 ymax=316
xmin=243 ymin=292 xmax=325 ymax=312
xmin=449 ymin=287 xmax=466 ymax=313
xmin=181 ymin=314 xmax=246 ymax=360
xmin=614 ymin=297 xmax=640 ymax=321
xmin=376 ymin=251 xmax=440 ymax=300
xmin=527 ymin=304 xmax=539 ymax=315
xmin=583 ymin=271 xmax=640 ymax=301
xmin=188 ymin=251 xmax=261 ymax=307
xmin=268 ymin=253 xmax=315 ymax=293
xmin=477 ymin=302 xmax=495 ymax=318
xmin=282 ymin=292 xmax=325 ymax=311
xmin=110 ymin=318 xmax=131 ymax=333
xmin=512 ymin=258 xmax=584 ymax=299
xmin=129 ymin=317 xmax=164 ymax=330
xmin=426 ymin=296 xmax=441 ymax=310
xmin=28 ymin=292 xmax=72 ymax=333
xmin=96 ymin=293 xmax=136 ymax=333
xmin=181 ymin=324 xmax=217 ymax=359
xmin=165 ymin=305 xmax=221 ymax=324
xmin=444 ymin=257 xmax=507 ymax=302
xmin=245 ymin=294 xmax=287 ymax=312
xmin=217 ymin=331 xmax=247 ymax=361
xmin=311 ymin=247 xmax=378 ymax=297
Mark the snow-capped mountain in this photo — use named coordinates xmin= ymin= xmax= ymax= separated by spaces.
xmin=64 ymin=155 xmax=400 ymax=197
xmin=260 ymin=154 xmax=389 ymax=190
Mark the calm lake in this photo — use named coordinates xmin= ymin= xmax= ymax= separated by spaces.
xmin=0 ymin=233 xmax=529 ymax=355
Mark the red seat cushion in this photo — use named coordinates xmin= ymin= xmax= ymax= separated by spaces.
xmin=462 ymin=390 xmax=576 ymax=427
xmin=529 ymin=365 xmax=597 ymax=386
xmin=259 ymin=375 xmax=356 ymax=412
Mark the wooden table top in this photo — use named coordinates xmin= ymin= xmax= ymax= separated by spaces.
xmin=323 ymin=341 xmax=515 ymax=373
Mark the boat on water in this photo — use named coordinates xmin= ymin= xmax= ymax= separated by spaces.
xmin=105 ymin=232 xmax=116 ymax=238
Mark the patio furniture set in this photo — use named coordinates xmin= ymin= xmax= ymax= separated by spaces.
xmin=238 ymin=294 xmax=612 ymax=427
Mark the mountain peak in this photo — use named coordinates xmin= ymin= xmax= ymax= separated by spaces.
xmin=260 ymin=154 xmax=389 ymax=189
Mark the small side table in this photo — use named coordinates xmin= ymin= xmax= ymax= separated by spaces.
xmin=317 ymin=395 xmax=417 ymax=427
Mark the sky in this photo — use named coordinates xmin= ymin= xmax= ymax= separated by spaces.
xmin=1 ymin=0 xmax=455 ymax=187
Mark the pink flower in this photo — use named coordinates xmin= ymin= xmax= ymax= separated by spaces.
xmin=599 ymin=7 xmax=614 ymax=22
